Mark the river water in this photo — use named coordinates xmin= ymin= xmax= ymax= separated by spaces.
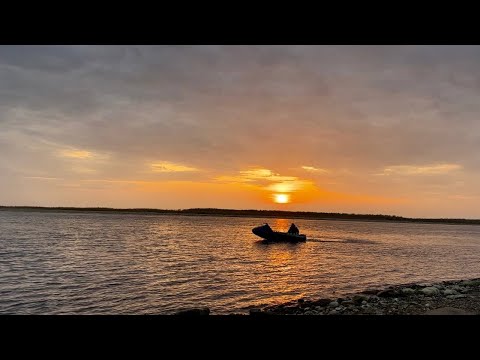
xmin=1 ymin=210 xmax=480 ymax=314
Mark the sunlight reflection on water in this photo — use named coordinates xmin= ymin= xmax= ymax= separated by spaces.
xmin=1 ymin=210 xmax=480 ymax=314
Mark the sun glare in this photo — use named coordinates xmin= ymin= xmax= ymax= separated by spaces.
xmin=273 ymin=193 xmax=290 ymax=204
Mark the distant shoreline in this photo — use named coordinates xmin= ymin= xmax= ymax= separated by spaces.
xmin=2 ymin=206 xmax=480 ymax=226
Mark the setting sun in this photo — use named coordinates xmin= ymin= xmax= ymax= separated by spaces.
xmin=273 ymin=193 xmax=290 ymax=204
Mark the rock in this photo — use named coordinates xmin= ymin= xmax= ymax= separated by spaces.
xmin=250 ymin=309 xmax=276 ymax=316
xmin=313 ymin=298 xmax=332 ymax=307
xmin=401 ymin=288 xmax=415 ymax=295
xmin=409 ymin=284 xmax=426 ymax=290
xmin=460 ymin=279 xmax=480 ymax=286
xmin=284 ymin=306 xmax=301 ymax=314
xmin=176 ymin=307 xmax=210 ymax=315
xmin=249 ymin=308 xmax=263 ymax=315
xmin=329 ymin=310 xmax=338 ymax=315
xmin=304 ymin=310 xmax=314 ymax=315
xmin=451 ymin=285 xmax=463 ymax=291
xmin=298 ymin=301 xmax=311 ymax=309
xmin=353 ymin=294 xmax=369 ymax=304
xmin=297 ymin=298 xmax=305 ymax=304
xmin=425 ymin=307 xmax=475 ymax=315
xmin=377 ymin=289 xmax=397 ymax=298
xmin=421 ymin=287 xmax=440 ymax=296
xmin=342 ymin=300 xmax=355 ymax=306
xmin=447 ymin=294 xmax=467 ymax=299
xmin=329 ymin=301 xmax=339 ymax=307
xmin=442 ymin=289 xmax=458 ymax=295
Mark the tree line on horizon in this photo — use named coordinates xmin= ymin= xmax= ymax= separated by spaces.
xmin=1 ymin=205 xmax=480 ymax=225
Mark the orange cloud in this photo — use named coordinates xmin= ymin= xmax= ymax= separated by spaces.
xmin=380 ymin=163 xmax=462 ymax=176
xmin=301 ymin=166 xmax=328 ymax=173
xmin=60 ymin=149 xmax=93 ymax=159
xmin=216 ymin=167 xmax=309 ymax=189
xmin=215 ymin=167 xmax=319 ymax=205
xmin=150 ymin=161 xmax=200 ymax=173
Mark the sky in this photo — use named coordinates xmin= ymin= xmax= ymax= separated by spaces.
xmin=1 ymin=45 xmax=480 ymax=218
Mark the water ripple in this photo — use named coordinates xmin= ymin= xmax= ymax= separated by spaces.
xmin=1 ymin=210 xmax=480 ymax=314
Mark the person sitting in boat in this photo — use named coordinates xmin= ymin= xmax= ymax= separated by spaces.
xmin=288 ymin=223 xmax=299 ymax=235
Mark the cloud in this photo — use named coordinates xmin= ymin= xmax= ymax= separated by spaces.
xmin=58 ymin=148 xmax=110 ymax=162
xmin=60 ymin=149 xmax=93 ymax=159
xmin=238 ymin=168 xmax=297 ymax=182
xmin=266 ymin=180 xmax=314 ymax=193
xmin=3 ymin=46 xmax=480 ymax=174
xmin=301 ymin=166 xmax=328 ymax=173
xmin=216 ymin=168 xmax=297 ymax=184
xmin=2 ymin=46 xmax=480 ymax=216
xmin=71 ymin=167 xmax=97 ymax=174
xmin=23 ymin=176 xmax=61 ymax=180
xmin=381 ymin=163 xmax=462 ymax=176
xmin=448 ymin=194 xmax=479 ymax=200
xmin=215 ymin=167 xmax=316 ymax=195
xmin=150 ymin=161 xmax=200 ymax=173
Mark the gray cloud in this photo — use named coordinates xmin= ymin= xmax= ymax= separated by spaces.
xmin=2 ymin=46 xmax=480 ymax=215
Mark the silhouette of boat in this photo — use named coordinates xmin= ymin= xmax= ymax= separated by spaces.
xmin=252 ymin=223 xmax=307 ymax=243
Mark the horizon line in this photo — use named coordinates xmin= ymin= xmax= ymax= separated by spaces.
xmin=2 ymin=205 xmax=480 ymax=223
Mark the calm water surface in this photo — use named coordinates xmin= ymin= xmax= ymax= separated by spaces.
xmin=1 ymin=210 xmax=480 ymax=314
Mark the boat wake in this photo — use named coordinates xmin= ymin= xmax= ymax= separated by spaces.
xmin=308 ymin=239 xmax=342 ymax=243
xmin=308 ymin=237 xmax=376 ymax=245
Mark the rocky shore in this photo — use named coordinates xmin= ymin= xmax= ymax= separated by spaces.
xmin=248 ymin=278 xmax=480 ymax=315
